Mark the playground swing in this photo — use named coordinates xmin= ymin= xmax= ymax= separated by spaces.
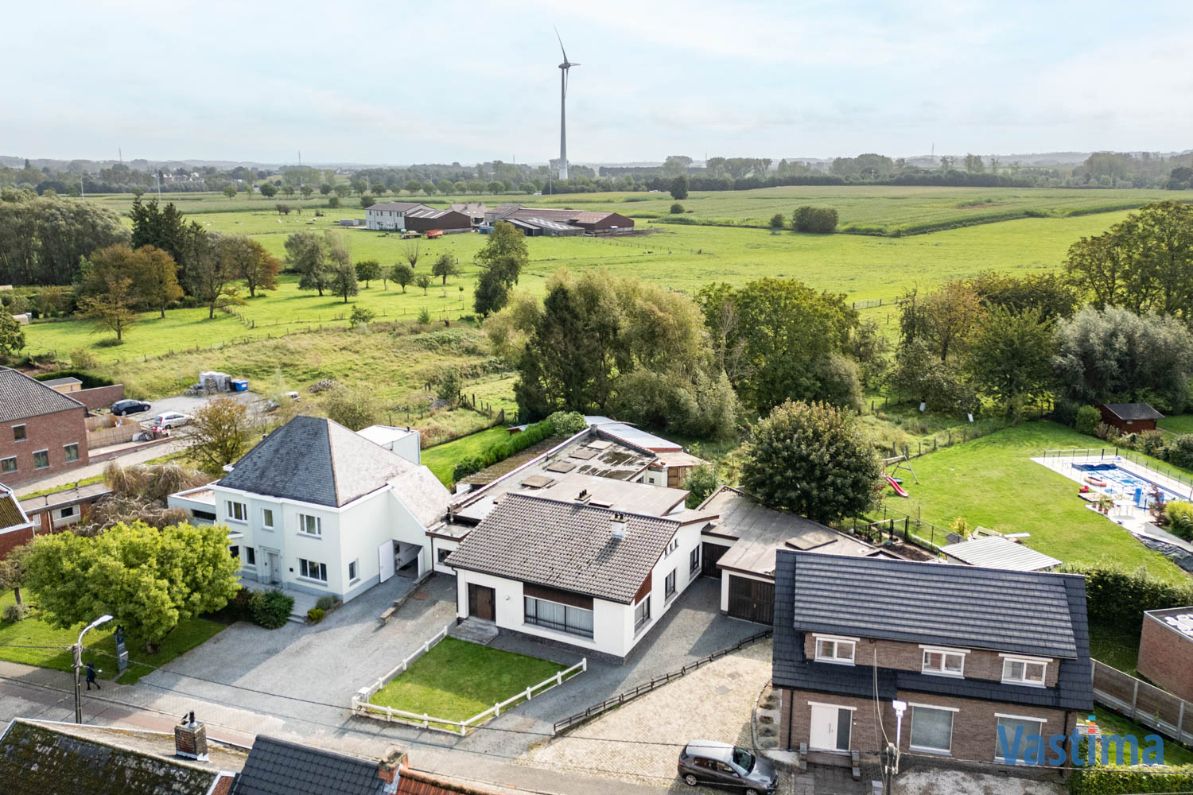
xmin=883 ymin=455 xmax=918 ymax=497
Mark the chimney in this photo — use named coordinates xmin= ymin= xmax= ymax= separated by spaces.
xmin=610 ymin=512 xmax=627 ymax=540
xmin=376 ymin=748 xmax=406 ymax=794
xmin=576 ymin=489 xmax=590 ymax=503
xmin=174 ymin=711 xmax=209 ymax=761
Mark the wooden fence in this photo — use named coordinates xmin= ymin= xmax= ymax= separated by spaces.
xmin=1091 ymin=661 xmax=1193 ymax=746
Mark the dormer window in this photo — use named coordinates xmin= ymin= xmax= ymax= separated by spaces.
xmin=1000 ymin=655 xmax=1048 ymax=687
xmin=814 ymin=635 xmax=857 ymax=665
xmin=921 ymin=646 xmax=967 ymax=677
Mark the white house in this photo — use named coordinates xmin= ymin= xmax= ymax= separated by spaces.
xmin=445 ymin=492 xmax=713 ymax=660
xmin=204 ymin=416 xmax=449 ymax=602
xmin=364 ymin=202 xmax=432 ymax=231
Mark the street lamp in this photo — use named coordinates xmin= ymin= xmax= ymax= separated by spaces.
xmin=73 ymin=614 xmax=113 ymax=723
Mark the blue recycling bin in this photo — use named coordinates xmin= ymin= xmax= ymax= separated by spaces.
xmin=230 ymin=378 xmax=249 ymax=392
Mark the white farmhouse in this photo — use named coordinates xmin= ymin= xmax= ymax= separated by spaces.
xmin=205 ymin=416 xmax=449 ymax=602
xmin=364 ymin=202 xmax=432 ymax=231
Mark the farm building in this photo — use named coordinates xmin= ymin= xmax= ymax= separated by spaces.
xmin=1099 ymin=403 xmax=1163 ymax=433
xmin=365 ymin=201 xmax=433 ymax=231
xmin=1137 ymin=606 xmax=1193 ymax=701
xmin=485 ymin=206 xmax=634 ymax=235
xmin=402 ymin=208 xmax=472 ymax=233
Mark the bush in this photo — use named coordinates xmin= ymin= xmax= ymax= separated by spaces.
xmin=1075 ymin=405 xmax=1102 ymax=435
xmin=1051 ymin=399 xmax=1079 ymax=427
xmin=315 ymin=595 xmax=336 ymax=611
xmin=1069 ymin=765 xmax=1193 ymax=794
xmin=1062 ymin=564 xmax=1193 ymax=636
xmin=221 ymin=587 xmax=256 ymax=622
xmin=417 ymin=307 xmax=432 ymax=325
xmin=683 ymin=464 xmax=718 ymax=509
xmin=3 ymin=603 xmax=27 ymax=623
xmin=1138 ymin=429 xmax=1169 ymax=458
xmin=769 ymin=213 xmax=785 ymax=231
xmin=306 ymin=607 xmax=325 ymax=623
xmin=452 ymin=456 xmax=485 ymax=482
xmin=251 ymin=589 xmax=294 ymax=629
xmin=1164 ymin=502 xmax=1193 ymax=541
xmin=1093 ymin=422 xmax=1120 ymax=442
xmin=545 ymin=411 xmax=586 ymax=436
xmin=1166 ymin=434 xmax=1193 ymax=469
xmin=792 ymin=206 xmax=838 ymax=233
xmin=669 ymin=202 xmax=684 ymax=214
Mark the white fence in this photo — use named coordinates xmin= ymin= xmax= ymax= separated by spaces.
xmin=351 ymin=626 xmax=587 ymax=736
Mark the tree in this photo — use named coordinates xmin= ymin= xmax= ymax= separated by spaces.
xmin=187 ymin=230 xmax=241 ymax=319
xmin=390 ymin=262 xmax=414 ymax=293
xmin=331 ymin=257 xmax=359 ymax=303
xmin=968 ymin=272 xmax=1077 ymax=321
xmin=258 ymin=182 xmax=277 ymax=198
xmin=350 ymin=305 xmax=375 ymax=327
xmin=415 ymin=274 xmax=432 ymax=295
xmin=79 ymin=274 xmax=137 ymax=341
xmin=188 ymin=397 xmax=257 ymax=476
xmin=0 ymin=547 xmax=28 ymax=606
xmin=669 ymin=176 xmax=689 ymax=200
xmin=0 ymin=311 xmax=26 ymax=360
xmin=359 ymin=194 xmax=375 ymax=209
xmin=740 ymin=400 xmax=881 ymax=523
xmin=404 ymin=240 xmax=421 ymax=271
xmin=965 ymin=308 xmax=1055 ymax=415
xmin=792 ymin=206 xmax=838 ymax=233
xmin=300 ymin=185 xmax=314 ymax=199
xmin=432 ymin=253 xmax=459 ymax=285
xmin=129 ymin=197 xmax=186 ymax=263
xmin=223 ymin=186 xmax=237 ymax=199
xmin=319 ymin=183 xmax=333 ymax=195
xmin=769 ymin=213 xmax=785 ymax=233
xmin=0 ymin=194 xmax=127 ymax=285
xmin=21 ymin=521 xmax=240 ymax=653
xmin=355 ymin=260 xmax=382 ymax=288
xmin=682 ymin=464 xmax=718 ymax=509
xmin=322 ymin=385 xmax=380 ymax=430
xmin=80 ymin=244 xmax=182 ymax=318
xmin=474 ymin=221 xmax=528 ymax=317
xmin=284 ymin=231 xmax=330 ymax=297
xmin=671 ymin=203 xmax=685 ymax=214
xmin=223 ymin=236 xmax=279 ymax=297
xmin=900 ymin=282 xmax=984 ymax=363
xmin=889 ymin=339 xmax=974 ymax=413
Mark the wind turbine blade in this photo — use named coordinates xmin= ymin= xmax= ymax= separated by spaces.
xmin=554 ymin=26 xmax=569 ymax=63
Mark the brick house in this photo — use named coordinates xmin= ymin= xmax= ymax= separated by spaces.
xmin=1137 ymin=607 xmax=1193 ymax=701
xmin=0 ymin=484 xmax=35 ymax=559
xmin=772 ymin=551 xmax=1092 ymax=769
xmin=0 ymin=367 xmax=89 ymax=486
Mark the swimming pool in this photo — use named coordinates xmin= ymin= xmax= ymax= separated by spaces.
xmin=1073 ymin=462 xmax=1188 ymax=506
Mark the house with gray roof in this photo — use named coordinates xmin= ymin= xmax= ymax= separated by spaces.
xmin=772 ymin=550 xmax=1092 ymax=768
xmin=446 ymin=492 xmax=715 ymax=660
xmin=0 ymin=366 xmax=89 ymax=486
xmin=199 ymin=416 xmax=450 ymax=603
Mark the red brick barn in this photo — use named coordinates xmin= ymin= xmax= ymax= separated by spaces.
xmin=0 ymin=367 xmax=89 ymax=487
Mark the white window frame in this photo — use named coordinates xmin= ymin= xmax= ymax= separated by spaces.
xmin=225 ymin=501 xmax=248 ymax=523
xmin=908 ymin=703 xmax=958 ymax=754
xmin=664 ymin=537 xmax=679 ymax=557
xmin=994 ymin=713 xmax=1048 ymax=765
xmin=348 ymin=559 xmax=359 ymax=584
xmin=298 ymin=513 xmax=322 ymax=537
xmin=689 ymin=546 xmax=700 ymax=574
xmin=920 ymin=645 xmax=968 ymax=678
xmin=664 ymin=569 xmax=677 ymax=600
xmin=633 ymin=595 xmax=652 ymax=633
xmin=261 ymin=508 xmax=274 ymax=530
xmin=244 ymin=546 xmax=256 ymax=567
xmin=1000 ymin=654 xmax=1049 ymax=687
xmin=813 ymin=635 xmax=858 ymax=666
xmin=298 ymin=558 xmax=327 ymax=583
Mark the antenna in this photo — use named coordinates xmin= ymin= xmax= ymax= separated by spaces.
xmin=554 ymin=27 xmax=579 ymax=182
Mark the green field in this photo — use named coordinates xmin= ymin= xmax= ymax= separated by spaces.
xmin=899 ymin=422 xmax=1187 ymax=582
xmin=421 ymin=426 xmax=508 ymax=484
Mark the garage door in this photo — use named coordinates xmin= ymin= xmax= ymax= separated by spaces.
xmin=727 ymin=575 xmax=775 ymax=624
xmin=701 ymin=542 xmax=728 ymax=577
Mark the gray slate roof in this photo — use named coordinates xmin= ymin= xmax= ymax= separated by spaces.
xmin=446 ymin=493 xmax=680 ymax=603
xmin=0 ymin=366 xmax=85 ymax=422
xmin=771 ymin=550 xmax=1093 ymax=711
xmin=218 ymin=415 xmax=418 ymax=508
xmin=234 ymin=735 xmax=388 ymax=795
xmin=1102 ymin=402 xmax=1164 ymax=421
xmin=0 ymin=719 xmax=220 ymax=795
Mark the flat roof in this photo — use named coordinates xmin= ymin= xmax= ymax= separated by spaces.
xmin=356 ymin=424 xmax=418 ymax=447
xmin=20 ymin=482 xmax=112 ymax=513
xmin=940 ymin=535 xmax=1062 ymax=572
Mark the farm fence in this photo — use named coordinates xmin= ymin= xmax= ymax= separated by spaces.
xmin=1091 ymin=661 xmax=1193 ymax=746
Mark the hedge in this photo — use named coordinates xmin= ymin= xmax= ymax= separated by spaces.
xmin=33 ymin=369 xmax=116 ymax=389
xmin=1061 ymin=564 xmax=1193 ymax=635
xmin=1069 ymin=765 xmax=1193 ymax=794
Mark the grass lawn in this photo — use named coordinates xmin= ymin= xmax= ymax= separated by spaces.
xmin=900 ymin=421 xmax=1187 ymax=582
xmin=1158 ymin=415 xmax=1193 ymax=436
xmin=1088 ymin=621 xmax=1142 ymax=674
xmin=421 ymin=426 xmax=509 ymax=485
xmin=1091 ymin=708 xmax=1193 ymax=765
xmin=0 ymin=592 xmax=226 ymax=684
xmin=369 ymin=637 xmax=566 ymax=722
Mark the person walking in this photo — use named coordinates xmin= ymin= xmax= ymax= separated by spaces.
xmin=85 ymin=661 xmax=100 ymax=691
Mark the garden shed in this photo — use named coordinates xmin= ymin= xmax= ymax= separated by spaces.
xmin=1099 ymin=403 xmax=1164 ymax=433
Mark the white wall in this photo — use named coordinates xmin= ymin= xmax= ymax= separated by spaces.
xmin=431 ymin=536 xmax=460 ymax=574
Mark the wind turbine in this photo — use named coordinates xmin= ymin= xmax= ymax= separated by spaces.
xmin=555 ymin=28 xmax=578 ymax=181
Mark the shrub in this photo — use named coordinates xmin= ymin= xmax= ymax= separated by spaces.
xmin=1138 ymin=429 xmax=1169 ymax=458
xmin=417 ymin=307 xmax=431 ymax=325
xmin=1164 ymin=502 xmax=1193 ymax=541
xmin=315 ymin=595 xmax=336 ymax=611
xmin=251 ymin=589 xmax=294 ymax=629
xmin=1051 ymin=399 xmax=1079 ymax=427
xmin=70 ymin=349 xmax=99 ymax=370
xmin=669 ymin=202 xmax=684 ymax=214
xmin=1075 ymin=405 xmax=1101 ymax=435
xmin=545 ymin=411 xmax=586 ymax=436
xmin=3 ymin=603 xmax=27 ymax=623
xmin=306 ymin=607 xmax=325 ymax=623
xmin=683 ymin=464 xmax=718 ymax=509
xmin=769 ymin=213 xmax=785 ymax=231
xmin=452 ymin=456 xmax=485 ymax=481
xmin=1166 ymin=434 xmax=1193 ymax=469
xmin=1062 ymin=564 xmax=1193 ymax=636
xmin=1069 ymin=765 xmax=1193 ymax=794
xmin=792 ymin=206 xmax=838 ymax=233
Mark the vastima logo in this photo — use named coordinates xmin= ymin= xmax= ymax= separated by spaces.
xmin=997 ymin=715 xmax=1165 ymax=767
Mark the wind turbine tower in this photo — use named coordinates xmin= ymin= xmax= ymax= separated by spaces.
xmin=555 ymin=29 xmax=579 ymax=181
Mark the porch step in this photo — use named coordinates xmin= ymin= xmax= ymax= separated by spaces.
xmin=449 ymin=618 xmax=499 ymax=646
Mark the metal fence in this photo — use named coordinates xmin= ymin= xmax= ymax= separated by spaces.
xmin=1091 ymin=661 xmax=1193 ymax=746
xmin=1040 ymin=447 xmax=1193 ymax=498
xmin=551 ymin=629 xmax=772 ymax=736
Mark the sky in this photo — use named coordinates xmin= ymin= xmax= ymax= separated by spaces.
xmin=5 ymin=0 xmax=1193 ymax=165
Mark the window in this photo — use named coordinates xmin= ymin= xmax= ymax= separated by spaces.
xmin=0 ymin=457 xmax=15 ymax=474
xmin=922 ymin=648 xmax=966 ymax=677
xmin=524 ymin=597 xmax=594 ymax=638
xmin=299 ymin=558 xmax=327 ymax=582
xmin=664 ymin=569 xmax=677 ymax=600
xmin=633 ymin=596 xmax=652 ymax=632
xmin=814 ymin=636 xmax=857 ymax=665
xmin=664 ymin=537 xmax=679 ymax=557
xmin=909 ymin=705 xmax=956 ymax=754
xmin=437 ymin=548 xmax=452 ymax=564
xmin=298 ymin=514 xmax=321 ymax=537
xmin=348 ymin=559 xmax=359 ymax=583
xmin=261 ymin=508 xmax=274 ymax=529
xmin=244 ymin=547 xmax=256 ymax=566
xmin=230 ymin=545 xmax=239 ymax=559
xmin=61 ymin=506 xmax=75 ymax=518
xmin=995 ymin=715 xmax=1046 ymax=765
xmin=63 ymin=443 xmax=80 ymax=463
xmin=12 ymin=425 xmax=26 ymax=442
xmin=1001 ymin=656 xmax=1048 ymax=687
xmin=226 ymin=501 xmax=247 ymax=522
xmin=32 ymin=450 xmax=49 ymax=469
xmin=689 ymin=546 xmax=700 ymax=574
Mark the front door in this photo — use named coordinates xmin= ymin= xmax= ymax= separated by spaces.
xmin=809 ymin=704 xmax=852 ymax=752
xmin=266 ymin=552 xmax=281 ymax=586
xmin=467 ymin=584 xmax=496 ymax=622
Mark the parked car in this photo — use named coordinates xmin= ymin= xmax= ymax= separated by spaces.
xmin=677 ymin=741 xmax=776 ymax=794
xmin=111 ymin=399 xmax=151 ymax=416
xmin=149 ymin=411 xmax=192 ymax=429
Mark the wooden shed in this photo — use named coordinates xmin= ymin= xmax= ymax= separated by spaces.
xmin=1099 ymin=403 xmax=1164 ymax=433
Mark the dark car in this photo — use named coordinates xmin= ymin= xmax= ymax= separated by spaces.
xmin=678 ymin=741 xmax=777 ymax=794
xmin=111 ymin=399 xmax=151 ymax=416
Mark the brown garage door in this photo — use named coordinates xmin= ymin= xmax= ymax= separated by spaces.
xmin=701 ymin=542 xmax=729 ymax=577
xmin=727 ymin=575 xmax=775 ymax=624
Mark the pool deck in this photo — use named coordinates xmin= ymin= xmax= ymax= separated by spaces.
xmin=1034 ymin=454 xmax=1193 ymax=556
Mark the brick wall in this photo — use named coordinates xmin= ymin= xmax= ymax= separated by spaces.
xmin=72 ymin=384 xmax=125 ymax=411
xmin=0 ymin=526 xmax=34 ymax=559
xmin=781 ymin=686 xmax=1075 ymax=766
xmin=0 ymin=408 xmax=89 ymax=486
xmin=1138 ymin=614 xmax=1193 ymax=701
xmin=802 ymin=635 xmax=1059 ymax=687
